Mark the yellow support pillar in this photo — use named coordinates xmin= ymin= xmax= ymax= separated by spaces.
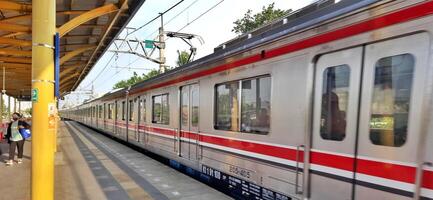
xmin=31 ymin=0 xmax=55 ymax=199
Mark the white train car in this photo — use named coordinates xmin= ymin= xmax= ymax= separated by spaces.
xmin=61 ymin=0 xmax=433 ymax=199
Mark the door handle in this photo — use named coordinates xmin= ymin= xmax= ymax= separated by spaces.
xmin=196 ymin=131 xmax=200 ymax=160
xmin=295 ymin=144 xmax=305 ymax=195
xmin=414 ymin=161 xmax=432 ymax=200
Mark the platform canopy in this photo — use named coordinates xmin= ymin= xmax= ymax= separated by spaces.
xmin=0 ymin=0 xmax=144 ymax=100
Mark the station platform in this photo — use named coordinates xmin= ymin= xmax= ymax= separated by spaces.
xmin=0 ymin=121 xmax=231 ymax=200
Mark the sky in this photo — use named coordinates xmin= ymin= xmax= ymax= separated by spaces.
xmin=60 ymin=0 xmax=316 ymax=108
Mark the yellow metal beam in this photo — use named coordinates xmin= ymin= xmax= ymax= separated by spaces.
xmin=0 ymin=56 xmax=31 ymax=64
xmin=60 ymin=67 xmax=78 ymax=77
xmin=60 ymin=63 xmax=85 ymax=76
xmin=60 ymin=78 xmax=77 ymax=92
xmin=58 ymin=4 xmax=119 ymax=37
xmin=60 ymin=46 xmax=95 ymax=65
xmin=0 ymin=22 xmax=31 ymax=33
xmin=0 ymin=10 xmax=88 ymax=23
xmin=31 ymin=0 xmax=55 ymax=199
xmin=73 ymin=0 xmax=128 ymax=90
xmin=60 ymin=72 xmax=80 ymax=85
xmin=0 ymin=49 xmax=32 ymax=57
xmin=0 ymin=1 xmax=31 ymax=12
xmin=61 ymin=34 xmax=98 ymax=40
xmin=0 ymin=37 xmax=31 ymax=46
xmin=0 ymin=62 xmax=30 ymax=68
xmin=2 ymin=32 xmax=27 ymax=38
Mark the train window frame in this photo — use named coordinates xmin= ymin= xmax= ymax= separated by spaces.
xmin=214 ymin=75 xmax=271 ymax=134
xmin=368 ymin=53 xmax=415 ymax=147
xmin=319 ymin=65 xmax=351 ymax=141
xmin=129 ymin=99 xmax=134 ymax=121
xmin=108 ymin=104 xmax=112 ymax=119
xmin=152 ymin=93 xmax=170 ymax=125
xmin=99 ymin=105 xmax=103 ymax=118
xmin=122 ymin=101 xmax=126 ymax=121
xmin=191 ymin=86 xmax=199 ymax=128
xmin=141 ymin=97 xmax=146 ymax=123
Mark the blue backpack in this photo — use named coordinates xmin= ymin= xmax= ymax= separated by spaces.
xmin=19 ymin=128 xmax=31 ymax=139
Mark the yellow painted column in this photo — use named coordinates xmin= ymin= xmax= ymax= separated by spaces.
xmin=31 ymin=0 xmax=56 ymax=199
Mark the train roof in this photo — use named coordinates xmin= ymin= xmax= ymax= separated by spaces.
xmin=81 ymin=0 xmax=383 ymax=104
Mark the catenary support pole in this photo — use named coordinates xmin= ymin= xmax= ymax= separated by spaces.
xmin=31 ymin=0 xmax=55 ymax=199
xmin=158 ymin=13 xmax=165 ymax=72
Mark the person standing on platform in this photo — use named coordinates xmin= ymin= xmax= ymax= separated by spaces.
xmin=5 ymin=113 xmax=30 ymax=166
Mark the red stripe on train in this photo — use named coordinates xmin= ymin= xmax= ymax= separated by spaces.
xmin=356 ymin=159 xmax=416 ymax=185
xmin=423 ymin=170 xmax=433 ymax=189
xmin=104 ymin=123 xmax=433 ymax=190
xmin=200 ymin=134 xmax=301 ymax=162
xmin=310 ymin=151 xmax=354 ymax=172
xmin=128 ymin=1 xmax=433 ymax=96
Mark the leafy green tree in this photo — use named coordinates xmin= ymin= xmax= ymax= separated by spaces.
xmin=23 ymin=107 xmax=32 ymax=116
xmin=113 ymin=69 xmax=162 ymax=89
xmin=1 ymin=102 xmax=7 ymax=119
xmin=176 ymin=50 xmax=191 ymax=67
xmin=232 ymin=3 xmax=291 ymax=34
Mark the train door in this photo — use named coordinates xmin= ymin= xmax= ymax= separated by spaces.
xmin=309 ymin=47 xmax=363 ymax=200
xmin=179 ymin=84 xmax=199 ymax=162
xmin=127 ymin=97 xmax=139 ymax=143
xmin=135 ymin=97 xmax=141 ymax=143
xmin=103 ymin=103 xmax=106 ymax=130
xmin=139 ymin=96 xmax=147 ymax=146
xmin=354 ymin=33 xmax=429 ymax=199
xmin=95 ymin=105 xmax=101 ymax=128
xmin=115 ymin=101 xmax=119 ymax=136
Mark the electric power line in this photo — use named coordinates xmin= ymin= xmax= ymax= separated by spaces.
xmin=80 ymin=0 xmax=185 ymax=90
xmin=145 ymin=0 xmax=201 ymax=39
xmin=176 ymin=0 xmax=224 ymax=33
xmin=128 ymin=0 xmax=185 ymax=36
xmin=164 ymin=0 xmax=224 ymax=44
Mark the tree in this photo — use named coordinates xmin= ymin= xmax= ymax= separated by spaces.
xmin=176 ymin=50 xmax=191 ymax=67
xmin=112 ymin=69 xmax=162 ymax=89
xmin=232 ymin=3 xmax=291 ymax=34
xmin=23 ymin=107 xmax=32 ymax=117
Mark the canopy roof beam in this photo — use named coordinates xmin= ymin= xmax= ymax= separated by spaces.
xmin=0 ymin=37 xmax=32 ymax=46
xmin=0 ymin=1 xmax=31 ymax=12
xmin=0 ymin=10 xmax=88 ymax=23
xmin=58 ymin=4 xmax=119 ymax=37
xmin=60 ymin=46 xmax=95 ymax=65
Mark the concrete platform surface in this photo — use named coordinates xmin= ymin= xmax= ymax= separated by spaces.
xmin=0 ymin=121 xmax=231 ymax=200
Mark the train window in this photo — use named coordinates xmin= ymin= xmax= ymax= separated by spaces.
xmin=241 ymin=76 xmax=271 ymax=134
xmin=129 ymin=100 xmax=134 ymax=121
xmin=191 ymin=89 xmax=199 ymax=127
xmin=152 ymin=94 xmax=169 ymax=124
xmin=320 ymin=65 xmax=350 ymax=141
xmin=181 ymin=89 xmax=189 ymax=127
xmin=115 ymin=102 xmax=118 ymax=120
xmin=215 ymin=81 xmax=239 ymax=131
xmin=122 ymin=101 xmax=125 ymax=121
xmin=99 ymin=105 xmax=103 ymax=118
xmin=108 ymin=104 xmax=112 ymax=119
xmin=369 ymin=54 xmax=414 ymax=147
xmin=141 ymin=98 xmax=146 ymax=123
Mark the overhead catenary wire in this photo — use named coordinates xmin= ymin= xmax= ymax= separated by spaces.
xmin=165 ymin=0 xmax=225 ymax=44
xmin=145 ymin=0 xmax=201 ymax=40
xmin=128 ymin=0 xmax=185 ymax=36
xmin=81 ymin=0 xmax=224 ymax=93
xmin=80 ymin=0 xmax=185 ymax=90
xmin=97 ymin=0 xmax=225 ymax=90
xmin=176 ymin=0 xmax=224 ymax=33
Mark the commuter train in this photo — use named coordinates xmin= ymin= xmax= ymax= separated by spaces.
xmin=61 ymin=0 xmax=433 ymax=199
